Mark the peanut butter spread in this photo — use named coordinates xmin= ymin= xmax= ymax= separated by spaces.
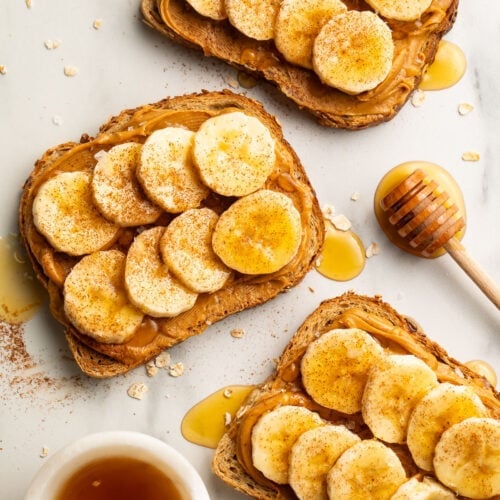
xmin=20 ymin=93 xmax=324 ymax=370
xmin=150 ymin=0 xmax=458 ymax=128
xmin=234 ymin=309 xmax=500 ymax=490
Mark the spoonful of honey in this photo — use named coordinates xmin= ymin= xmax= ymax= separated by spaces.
xmin=374 ymin=162 xmax=500 ymax=308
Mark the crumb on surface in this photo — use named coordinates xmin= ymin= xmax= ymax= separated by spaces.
xmin=40 ymin=446 xmax=49 ymax=458
xmin=331 ymin=214 xmax=351 ymax=231
xmin=44 ymin=39 xmax=60 ymax=50
xmin=461 ymin=151 xmax=480 ymax=162
xmin=230 ymin=328 xmax=245 ymax=339
xmin=168 ymin=362 xmax=184 ymax=377
xmin=0 ymin=65 xmax=7 ymax=75
xmin=93 ymin=19 xmax=103 ymax=29
xmin=350 ymin=192 xmax=360 ymax=201
xmin=154 ymin=351 xmax=170 ymax=368
xmin=145 ymin=361 xmax=158 ymax=377
xmin=127 ymin=382 xmax=148 ymax=400
xmin=458 ymin=102 xmax=474 ymax=115
xmin=63 ymin=65 xmax=78 ymax=77
xmin=365 ymin=242 xmax=380 ymax=258
xmin=25 ymin=0 xmax=32 ymax=8
xmin=411 ymin=89 xmax=426 ymax=107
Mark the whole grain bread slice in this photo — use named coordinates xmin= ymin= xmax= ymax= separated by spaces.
xmin=19 ymin=90 xmax=324 ymax=378
xmin=141 ymin=0 xmax=459 ymax=129
xmin=212 ymin=292 xmax=500 ymax=499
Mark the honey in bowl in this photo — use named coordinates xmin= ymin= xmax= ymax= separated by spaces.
xmin=419 ymin=40 xmax=466 ymax=91
xmin=55 ymin=456 xmax=183 ymax=500
xmin=374 ymin=161 xmax=466 ymax=258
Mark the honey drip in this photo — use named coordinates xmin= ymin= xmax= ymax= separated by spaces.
xmin=181 ymin=385 xmax=255 ymax=448
xmin=419 ymin=40 xmax=466 ymax=91
xmin=315 ymin=222 xmax=365 ymax=281
xmin=0 ymin=234 xmax=44 ymax=323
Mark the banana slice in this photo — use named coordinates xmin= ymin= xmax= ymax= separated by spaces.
xmin=391 ymin=476 xmax=456 ymax=499
xmin=289 ymin=425 xmax=360 ymax=500
xmin=192 ymin=111 xmax=276 ymax=197
xmin=224 ymin=0 xmax=281 ymax=40
xmin=434 ymin=417 xmax=500 ymax=499
xmin=92 ymin=143 xmax=162 ymax=227
xmin=212 ymin=189 xmax=302 ymax=275
xmin=274 ymin=0 xmax=347 ymax=69
xmin=406 ymin=383 xmax=489 ymax=471
xmin=186 ymin=0 xmax=226 ymax=20
xmin=312 ymin=10 xmax=394 ymax=95
xmin=124 ymin=226 xmax=198 ymax=317
xmin=326 ymin=439 xmax=407 ymax=499
xmin=33 ymin=171 xmax=119 ymax=256
xmin=160 ymin=208 xmax=232 ymax=293
xmin=251 ymin=405 xmax=324 ymax=484
xmin=137 ymin=127 xmax=209 ymax=213
xmin=365 ymin=0 xmax=432 ymax=22
xmin=300 ymin=328 xmax=385 ymax=414
xmin=362 ymin=354 xmax=439 ymax=444
xmin=63 ymin=250 xmax=144 ymax=344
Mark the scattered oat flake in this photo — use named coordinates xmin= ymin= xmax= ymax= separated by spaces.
xmin=64 ymin=65 xmax=78 ymax=77
xmin=230 ymin=328 xmax=245 ymax=339
xmin=331 ymin=214 xmax=352 ymax=231
xmin=127 ymin=382 xmax=148 ymax=400
xmin=0 ymin=65 xmax=7 ymax=75
xmin=44 ymin=39 xmax=60 ymax=50
xmin=350 ymin=192 xmax=360 ymax=201
xmin=458 ymin=102 xmax=474 ymax=115
xmin=461 ymin=151 xmax=480 ymax=162
xmin=366 ymin=242 xmax=380 ymax=258
xmin=154 ymin=351 xmax=170 ymax=368
xmin=411 ymin=89 xmax=426 ymax=107
xmin=26 ymin=0 xmax=32 ymax=8
xmin=40 ymin=446 xmax=49 ymax=458
xmin=146 ymin=361 xmax=159 ymax=377
xmin=169 ymin=362 xmax=184 ymax=377
xmin=322 ymin=204 xmax=335 ymax=218
xmin=93 ymin=19 xmax=103 ymax=29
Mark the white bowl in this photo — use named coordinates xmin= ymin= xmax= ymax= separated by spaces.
xmin=24 ymin=431 xmax=210 ymax=500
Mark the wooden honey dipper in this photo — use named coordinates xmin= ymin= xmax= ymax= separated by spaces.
xmin=378 ymin=168 xmax=500 ymax=309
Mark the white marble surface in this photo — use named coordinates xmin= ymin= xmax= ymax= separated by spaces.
xmin=0 ymin=1 xmax=498 ymax=498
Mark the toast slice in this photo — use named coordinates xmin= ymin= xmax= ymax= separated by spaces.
xmin=212 ymin=292 xmax=500 ymax=499
xmin=141 ymin=0 xmax=459 ymax=129
xmin=19 ymin=90 xmax=324 ymax=378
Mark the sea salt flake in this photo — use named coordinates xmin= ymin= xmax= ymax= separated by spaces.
xmin=127 ymin=382 xmax=148 ymax=400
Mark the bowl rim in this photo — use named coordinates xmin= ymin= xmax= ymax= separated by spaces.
xmin=24 ymin=430 xmax=210 ymax=500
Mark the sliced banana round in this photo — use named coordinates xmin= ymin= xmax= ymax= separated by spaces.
xmin=160 ymin=208 xmax=232 ymax=293
xmin=192 ymin=111 xmax=276 ymax=197
xmin=289 ymin=425 xmax=360 ymax=500
xmin=434 ymin=417 xmax=500 ymax=499
xmin=326 ymin=439 xmax=407 ymax=499
xmin=212 ymin=190 xmax=302 ymax=275
xmin=390 ymin=476 xmax=456 ymax=500
xmin=225 ymin=0 xmax=281 ymax=40
xmin=365 ymin=0 xmax=432 ymax=22
xmin=274 ymin=0 xmax=347 ymax=69
xmin=361 ymin=354 xmax=439 ymax=444
xmin=312 ymin=10 xmax=394 ymax=95
xmin=92 ymin=143 xmax=163 ymax=227
xmin=406 ymin=382 xmax=489 ymax=471
xmin=300 ymin=328 xmax=385 ymax=414
xmin=32 ymin=171 xmax=119 ymax=256
xmin=186 ymin=0 xmax=226 ymax=20
xmin=124 ymin=226 xmax=198 ymax=317
xmin=137 ymin=127 xmax=209 ymax=213
xmin=251 ymin=405 xmax=324 ymax=484
xmin=63 ymin=250 xmax=144 ymax=344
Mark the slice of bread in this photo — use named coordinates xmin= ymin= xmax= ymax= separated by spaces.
xmin=212 ymin=292 xmax=500 ymax=499
xmin=19 ymin=90 xmax=324 ymax=378
xmin=141 ymin=0 xmax=459 ymax=129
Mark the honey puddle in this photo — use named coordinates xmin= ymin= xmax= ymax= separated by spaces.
xmin=315 ymin=222 xmax=366 ymax=281
xmin=419 ymin=40 xmax=466 ymax=91
xmin=181 ymin=385 xmax=255 ymax=448
xmin=0 ymin=234 xmax=44 ymax=323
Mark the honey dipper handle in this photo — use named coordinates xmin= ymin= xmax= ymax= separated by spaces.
xmin=444 ymin=237 xmax=500 ymax=309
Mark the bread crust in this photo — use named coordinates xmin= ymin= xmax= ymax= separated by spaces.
xmin=141 ymin=0 xmax=459 ymax=129
xmin=212 ymin=292 xmax=500 ymax=499
xmin=19 ymin=90 xmax=324 ymax=378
